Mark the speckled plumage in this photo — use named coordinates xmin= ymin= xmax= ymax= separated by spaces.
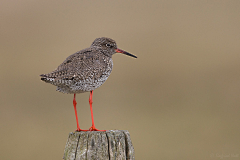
xmin=40 ymin=37 xmax=136 ymax=94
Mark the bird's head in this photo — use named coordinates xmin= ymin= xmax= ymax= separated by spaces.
xmin=91 ymin=37 xmax=137 ymax=58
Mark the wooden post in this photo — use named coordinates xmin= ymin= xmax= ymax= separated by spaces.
xmin=63 ymin=130 xmax=135 ymax=160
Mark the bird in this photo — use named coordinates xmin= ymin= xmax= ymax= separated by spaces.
xmin=40 ymin=37 xmax=137 ymax=131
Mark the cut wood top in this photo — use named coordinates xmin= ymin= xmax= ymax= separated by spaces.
xmin=63 ymin=130 xmax=135 ymax=160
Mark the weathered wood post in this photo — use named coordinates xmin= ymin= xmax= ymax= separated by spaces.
xmin=63 ymin=130 xmax=135 ymax=160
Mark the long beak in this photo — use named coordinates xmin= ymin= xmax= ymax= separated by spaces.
xmin=115 ymin=48 xmax=137 ymax=58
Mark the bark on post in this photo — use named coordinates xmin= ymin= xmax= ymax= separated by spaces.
xmin=63 ymin=130 xmax=135 ymax=160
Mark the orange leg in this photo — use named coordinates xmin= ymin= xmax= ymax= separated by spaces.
xmin=73 ymin=94 xmax=87 ymax=131
xmin=88 ymin=91 xmax=106 ymax=131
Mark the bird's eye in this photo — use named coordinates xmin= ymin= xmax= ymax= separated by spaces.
xmin=106 ymin=43 xmax=111 ymax=47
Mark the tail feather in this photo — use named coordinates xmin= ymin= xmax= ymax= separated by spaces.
xmin=40 ymin=74 xmax=55 ymax=83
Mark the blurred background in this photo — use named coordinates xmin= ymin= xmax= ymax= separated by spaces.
xmin=1 ymin=0 xmax=240 ymax=160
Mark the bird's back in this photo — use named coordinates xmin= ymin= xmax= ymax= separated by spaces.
xmin=40 ymin=47 xmax=113 ymax=94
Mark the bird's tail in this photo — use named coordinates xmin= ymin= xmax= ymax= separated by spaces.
xmin=40 ymin=74 xmax=54 ymax=83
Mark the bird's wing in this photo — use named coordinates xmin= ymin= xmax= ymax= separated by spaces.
xmin=40 ymin=47 xmax=110 ymax=84
xmin=46 ymin=48 xmax=104 ymax=81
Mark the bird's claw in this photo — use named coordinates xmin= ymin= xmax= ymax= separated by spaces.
xmin=75 ymin=128 xmax=88 ymax=132
xmin=88 ymin=126 xmax=106 ymax=131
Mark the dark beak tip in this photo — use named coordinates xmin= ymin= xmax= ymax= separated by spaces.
xmin=116 ymin=48 xmax=137 ymax=59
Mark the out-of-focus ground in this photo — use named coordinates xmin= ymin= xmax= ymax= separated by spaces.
xmin=1 ymin=1 xmax=240 ymax=160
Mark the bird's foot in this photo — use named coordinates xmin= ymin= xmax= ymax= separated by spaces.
xmin=89 ymin=126 xmax=106 ymax=131
xmin=75 ymin=128 xmax=88 ymax=132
